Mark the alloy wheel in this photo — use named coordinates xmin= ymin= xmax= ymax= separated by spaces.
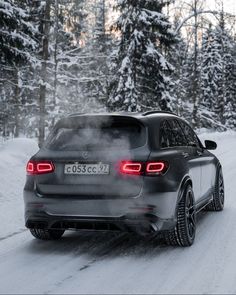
xmin=185 ymin=190 xmax=196 ymax=239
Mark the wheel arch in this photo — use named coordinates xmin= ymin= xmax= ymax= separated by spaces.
xmin=213 ymin=160 xmax=222 ymax=186
xmin=178 ymin=176 xmax=193 ymax=200
xmin=174 ymin=176 xmax=193 ymax=218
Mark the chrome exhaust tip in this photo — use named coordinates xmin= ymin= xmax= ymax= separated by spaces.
xmin=150 ymin=223 xmax=158 ymax=233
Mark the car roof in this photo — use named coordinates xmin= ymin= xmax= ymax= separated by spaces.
xmin=66 ymin=111 xmax=181 ymax=123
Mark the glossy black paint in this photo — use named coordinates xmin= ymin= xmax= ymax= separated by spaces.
xmin=205 ymin=140 xmax=217 ymax=150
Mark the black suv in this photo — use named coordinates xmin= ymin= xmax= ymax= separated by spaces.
xmin=24 ymin=111 xmax=224 ymax=246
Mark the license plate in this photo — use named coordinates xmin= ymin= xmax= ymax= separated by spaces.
xmin=64 ymin=163 xmax=110 ymax=175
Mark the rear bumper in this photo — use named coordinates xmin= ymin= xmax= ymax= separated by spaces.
xmin=25 ymin=211 xmax=176 ymax=234
xmin=24 ymin=189 xmax=178 ymax=233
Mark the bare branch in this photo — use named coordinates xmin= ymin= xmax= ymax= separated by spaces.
xmin=175 ymin=10 xmax=234 ymax=33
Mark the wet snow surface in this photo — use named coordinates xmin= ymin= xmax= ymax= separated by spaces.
xmin=1 ymin=132 xmax=236 ymax=294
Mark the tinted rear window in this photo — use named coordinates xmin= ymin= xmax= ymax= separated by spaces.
xmin=45 ymin=122 xmax=146 ymax=151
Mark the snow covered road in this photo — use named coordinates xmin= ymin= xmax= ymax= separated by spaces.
xmin=1 ymin=132 xmax=236 ymax=294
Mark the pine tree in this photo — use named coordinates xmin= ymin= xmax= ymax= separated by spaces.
xmin=224 ymin=36 xmax=236 ymax=128
xmin=51 ymin=0 xmax=91 ymax=116
xmin=169 ymin=17 xmax=189 ymax=116
xmin=199 ymin=24 xmax=224 ymax=128
xmin=0 ymin=0 xmax=37 ymax=137
xmin=83 ymin=0 xmax=112 ymax=109
xmin=108 ymin=0 xmax=176 ymax=112
xmin=197 ymin=12 xmax=236 ymax=130
xmin=212 ymin=13 xmax=235 ymax=127
xmin=0 ymin=0 xmax=36 ymax=64
xmin=53 ymin=0 xmax=112 ymax=114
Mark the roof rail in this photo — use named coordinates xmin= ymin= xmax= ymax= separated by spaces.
xmin=142 ymin=110 xmax=178 ymax=116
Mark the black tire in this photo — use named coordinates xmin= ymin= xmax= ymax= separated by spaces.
xmin=205 ymin=167 xmax=224 ymax=211
xmin=30 ymin=228 xmax=65 ymax=240
xmin=164 ymin=184 xmax=196 ymax=247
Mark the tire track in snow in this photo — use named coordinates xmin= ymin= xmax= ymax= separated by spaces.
xmin=0 ymin=228 xmax=27 ymax=242
xmin=44 ymin=232 xmax=129 ymax=294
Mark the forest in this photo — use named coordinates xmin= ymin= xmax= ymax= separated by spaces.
xmin=0 ymin=0 xmax=236 ymax=144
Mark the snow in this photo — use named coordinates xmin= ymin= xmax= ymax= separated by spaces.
xmin=0 ymin=133 xmax=236 ymax=294
xmin=0 ymin=138 xmax=38 ymax=239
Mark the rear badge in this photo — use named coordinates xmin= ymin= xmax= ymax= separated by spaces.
xmin=82 ymin=151 xmax=89 ymax=160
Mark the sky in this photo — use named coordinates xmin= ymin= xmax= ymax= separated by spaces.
xmin=206 ymin=0 xmax=236 ymax=14
xmin=106 ymin=0 xmax=236 ymax=33
xmin=204 ymin=0 xmax=236 ymax=33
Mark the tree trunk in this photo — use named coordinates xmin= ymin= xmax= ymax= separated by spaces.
xmin=14 ymin=66 xmax=20 ymax=137
xmin=219 ymin=7 xmax=226 ymax=125
xmin=192 ymin=0 xmax=199 ymax=128
xmin=53 ymin=0 xmax=59 ymax=108
xmin=39 ymin=0 xmax=51 ymax=147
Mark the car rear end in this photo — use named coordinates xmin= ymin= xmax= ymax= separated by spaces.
xmin=24 ymin=114 xmax=178 ymax=235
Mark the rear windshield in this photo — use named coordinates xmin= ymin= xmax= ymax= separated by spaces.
xmin=45 ymin=122 xmax=146 ymax=151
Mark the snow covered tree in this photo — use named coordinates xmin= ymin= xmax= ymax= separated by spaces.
xmin=0 ymin=0 xmax=36 ymax=64
xmin=0 ymin=0 xmax=37 ymax=137
xmin=199 ymin=24 xmax=224 ymax=128
xmin=189 ymin=0 xmax=206 ymax=128
xmin=1 ymin=0 xmax=236 ymax=139
xmin=108 ymin=0 xmax=176 ymax=112
xmin=83 ymin=0 xmax=112 ymax=108
xmin=62 ymin=0 xmax=88 ymax=45
xmin=56 ymin=0 xmax=112 ymax=114
xmin=168 ymin=16 xmax=190 ymax=116
xmin=37 ymin=0 xmax=51 ymax=145
xmin=51 ymin=0 xmax=98 ymax=116
xmin=210 ymin=12 xmax=236 ymax=127
xmin=223 ymin=35 xmax=236 ymax=128
xmin=197 ymin=8 xmax=236 ymax=130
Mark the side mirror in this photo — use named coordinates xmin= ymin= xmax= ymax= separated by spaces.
xmin=205 ymin=140 xmax=217 ymax=150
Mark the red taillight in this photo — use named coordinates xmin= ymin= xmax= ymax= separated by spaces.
xmin=146 ymin=162 xmax=166 ymax=173
xmin=120 ymin=161 xmax=143 ymax=175
xmin=26 ymin=161 xmax=54 ymax=175
xmin=119 ymin=161 xmax=168 ymax=175
xmin=26 ymin=162 xmax=34 ymax=173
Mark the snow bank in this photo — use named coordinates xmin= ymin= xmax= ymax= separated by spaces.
xmin=0 ymin=138 xmax=38 ymax=239
xmin=198 ymin=129 xmax=236 ymax=142
xmin=0 ymin=138 xmax=38 ymax=167
xmin=198 ymin=130 xmax=236 ymax=162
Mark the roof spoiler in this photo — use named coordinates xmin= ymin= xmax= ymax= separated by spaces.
xmin=142 ymin=110 xmax=178 ymax=116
